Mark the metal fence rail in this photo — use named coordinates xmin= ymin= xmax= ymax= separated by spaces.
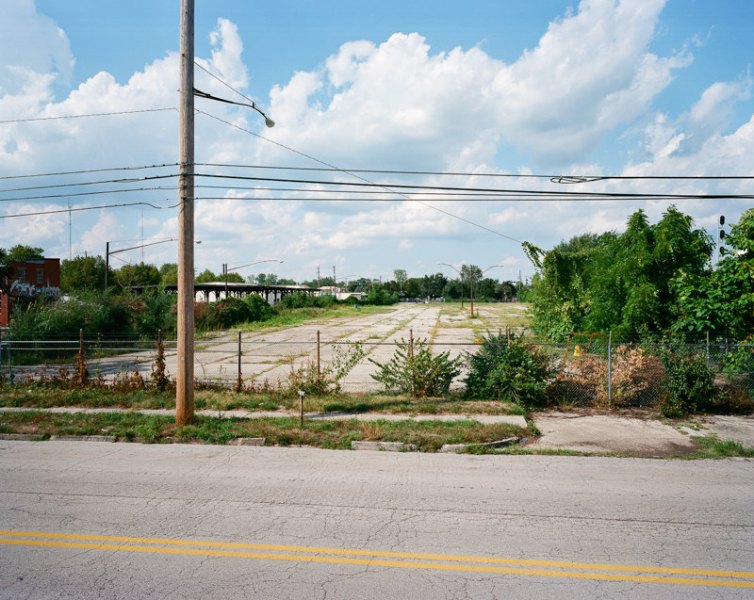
xmin=1 ymin=328 xmax=752 ymax=406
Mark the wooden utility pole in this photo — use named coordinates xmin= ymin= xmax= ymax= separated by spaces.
xmin=176 ymin=0 xmax=195 ymax=425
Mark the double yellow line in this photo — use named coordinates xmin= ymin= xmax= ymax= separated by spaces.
xmin=1 ymin=530 xmax=753 ymax=589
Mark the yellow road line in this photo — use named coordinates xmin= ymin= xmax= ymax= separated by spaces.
xmin=1 ymin=538 xmax=753 ymax=589
xmin=1 ymin=529 xmax=752 ymax=581
xmin=0 ymin=530 xmax=754 ymax=588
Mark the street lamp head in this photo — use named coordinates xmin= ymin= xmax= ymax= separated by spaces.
xmin=264 ymin=117 xmax=275 ymax=128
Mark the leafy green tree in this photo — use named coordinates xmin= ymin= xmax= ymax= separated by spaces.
xmin=115 ymin=262 xmax=160 ymax=288
xmin=6 ymin=245 xmax=44 ymax=262
xmin=159 ymin=263 xmax=178 ymax=285
xmin=195 ymin=269 xmax=218 ymax=283
xmin=671 ymin=208 xmax=754 ymax=340
xmin=393 ymin=269 xmax=408 ymax=291
xmin=61 ymin=256 xmax=111 ymax=292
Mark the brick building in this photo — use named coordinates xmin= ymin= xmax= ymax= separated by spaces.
xmin=0 ymin=258 xmax=61 ymax=326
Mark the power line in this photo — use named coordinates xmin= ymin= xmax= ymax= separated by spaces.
xmin=195 ymin=109 xmax=522 ymax=244
xmin=0 ymin=200 xmax=177 ymax=219
xmin=0 ymin=108 xmax=176 ymax=125
xmin=0 ymin=173 xmax=180 ymax=194
xmin=192 ymin=172 xmax=754 ymax=201
xmin=0 ymin=163 xmax=178 ymax=181
xmin=197 ymin=162 xmax=754 ymax=182
xmin=0 ymin=185 xmax=178 ymax=203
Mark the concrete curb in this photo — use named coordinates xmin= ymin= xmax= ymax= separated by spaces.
xmin=351 ymin=441 xmax=416 ymax=452
xmin=440 ymin=436 xmax=527 ymax=453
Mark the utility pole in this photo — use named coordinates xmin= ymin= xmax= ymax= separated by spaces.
xmin=333 ymin=266 xmax=337 ymax=294
xmin=223 ymin=263 xmax=228 ymax=298
xmin=316 ymin=266 xmax=320 ymax=288
xmin=176 ymin=0 xmax=195 ymax=426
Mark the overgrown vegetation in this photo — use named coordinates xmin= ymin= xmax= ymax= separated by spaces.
xmin=465 ymin=332 xmax=551 ymax=406
xmin=526 ymin=207 xmax=754 ymax=343
xmin=369 ymin=337 xmax=463 ymax=397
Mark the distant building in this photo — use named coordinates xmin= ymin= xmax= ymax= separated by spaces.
xmin=0 ymin=258 xmax=61 ymax=326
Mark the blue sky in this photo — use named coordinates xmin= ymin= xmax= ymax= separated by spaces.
xmin=2 ymin=0 xmax=753 ymax=283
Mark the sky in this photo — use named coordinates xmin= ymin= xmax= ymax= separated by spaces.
xmin=1 ymin=0 xmax=753 ymax=284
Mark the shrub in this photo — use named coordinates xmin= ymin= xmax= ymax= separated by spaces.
xmin=611 ymin=345 xmax=666 ymax=406
xmin=197 ymin=297 xmax=253 ymax=330
xmin=465 ymin=332 xmax=552 ymax=406
xmin=370 ymin=337 xmax=462 ymax=397
xmin=244 ymin=293 xmax=276 ymax=320
xmin=660 ymin=350 xmax=715 ymax=417
xmin=280 ymin=292 xmax=336 ymax=309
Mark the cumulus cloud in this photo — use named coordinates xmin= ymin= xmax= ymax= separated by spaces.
xmin=2 ymin=0 xmax=753 ymax=280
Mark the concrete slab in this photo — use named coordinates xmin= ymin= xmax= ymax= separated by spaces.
xmin=528 ymin=412 xmax=696 ymax=456
xmin=697 ymin=415 xmax=754 ymax=448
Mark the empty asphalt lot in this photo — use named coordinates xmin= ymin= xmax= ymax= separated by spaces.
xmin=89 ymin=302 xmax=529 ymax=391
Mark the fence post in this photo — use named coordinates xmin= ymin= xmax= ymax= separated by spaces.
xmin=316 ymin=330 xmax=321 ymax=379
xmin=607 ymin=330 xmax=613 ymax=407
xmin=236 ymin=330 xmax=242 ymax=392
xmin=77 ymin=328 xmax=88 ymax=386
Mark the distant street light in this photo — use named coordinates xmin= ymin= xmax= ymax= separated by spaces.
xmin=222 ymin=258 xmax=284 ymax=297
xmin=105 ymin=238 xmax=201 ymax=289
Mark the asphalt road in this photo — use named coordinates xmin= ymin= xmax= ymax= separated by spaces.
xmin=1 ymin=440 xmax=753 ymax=599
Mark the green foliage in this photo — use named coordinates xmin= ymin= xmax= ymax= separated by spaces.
xmin=115 ymin=262 xmax=160 ymax=288
xmin=61 ymin=255 xmax=111 ymax=293
xmin=464 ymin=332 xmax=552 ymax=406
xmin=195 ymin=269 xmax=218 ymax=283
xmin=6 ymin=245 xmax=44 ymax=262
xmin=671 ymin=208 xmax=754 ymax=341
xmin=10 ymin=291 xmax=132 ymax=340
xmin=361 ymin=285 xmax=398 ymax=306
xmin=244 ymin=293 xmax=276 ymax=321
xmin=527 ymin=207 xmax=714 ymax=341
xmin=660 ymin=350 xmax=715 ymax=417
xmin=137 ymin=288 xmax=176 ymax=336
xmin=197 ymin=297 xmax=254 ymax=330
xmin=281 ymin=292 xmax=337 ymax=309
xmin=159 ymin=263 xmax=178 ymax=285
xmin=369 ymin=337 xmax=462 ymax=397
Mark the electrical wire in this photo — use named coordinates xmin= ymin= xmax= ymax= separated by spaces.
xmin=0 ymin=173 xmax=180 ymax=194
xmin=197 ymin=162 xmax=754 ymax=182
xmin=0 ymin=107 xmax=176 ymax=125
xmin=195 ymin=109 xmax=523 ymax=244
xmin=0 ymin=163 xmax=179 ymax=181
xmin=0 ymin=200 xmax=178 ymax=219
xmin=0 ymin=185 xmax=178 ymax=203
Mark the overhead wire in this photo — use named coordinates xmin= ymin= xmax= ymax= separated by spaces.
xmin=0 ymin=107 xmax=176 ymax=125
xmin=0 ymin=163 xmax=179 ymax=181
xmin=195 ymin=109 xmax=523 ymax=244
xmin=0 ymin=200 xmax=178 ymax=220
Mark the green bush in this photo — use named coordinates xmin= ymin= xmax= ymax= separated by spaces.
xmin=660 ymin=350 xmax=715 ymax=417
xmin=280 ymin=292 xmax=336 ymax=309
xmin=244 ymin=293 xmax=276 ymax=320
xmin=465 ymin=332 xmax=552 ymax=406
xmin=369 ymin=337 xmax=462 ymax=397
xmin=361 ymin=287 xmax=399 ymax=306
xmin=197 ymin=297 xmax=254 ymax=330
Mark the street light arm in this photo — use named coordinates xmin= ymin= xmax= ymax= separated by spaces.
xmin=108 ymin=238 xmax=177 ymax=257
xmin=227 ymin=258 xmax=284 ymax=272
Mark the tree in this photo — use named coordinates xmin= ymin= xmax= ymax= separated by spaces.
xmin=671 ymin=208 xmax=754 ymax=340
xmin=115 ymin=262 xmax=160 ymax=288
xmin=6 ymin=245 xmax=44 ymax=262
xmin=195 ymin=269 xmax=218 ymax=283
xmin=393 ymin=269 xmax=408 ymax=293
xmin=61 ymin=256 xmax=111 ymax=292
xmin=159 ymin=263 xmax=178 ymax=285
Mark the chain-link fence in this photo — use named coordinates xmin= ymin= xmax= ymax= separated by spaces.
xmin=1 ymin=327 xmax=752 ymax=408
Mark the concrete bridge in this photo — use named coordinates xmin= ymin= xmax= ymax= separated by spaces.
xmin=132 ymin=282 xmax=320 ymax=304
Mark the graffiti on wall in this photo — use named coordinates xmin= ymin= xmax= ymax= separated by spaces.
xmin=9 ymin=280 xmax=61 ymax=301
